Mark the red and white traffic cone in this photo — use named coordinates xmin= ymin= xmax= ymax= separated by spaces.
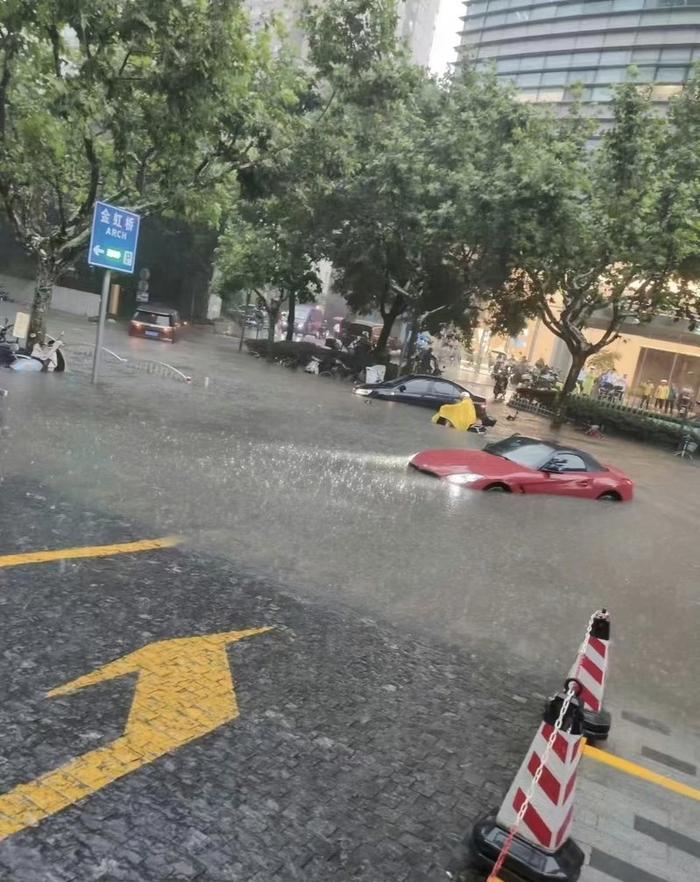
xmin=568 ymin=609 xmax=611 ymax=741
xmin=468 ymin=686 xmax=585 ymax=882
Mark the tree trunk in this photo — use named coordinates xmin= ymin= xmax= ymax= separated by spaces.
xmin=266 ymin=306 xmax=277 ymax=361
xmin=375 ymin=294 xmax=403 ymax=356
xmin=402 ymin=322 xmax=419 ymax=374
xmin=553 ymin=350 xmax=587 ymax=425
xmin=285 ymin=291 xmax=296 ymax=342
xmin=28 ymin=259 xmax=56 ymax=347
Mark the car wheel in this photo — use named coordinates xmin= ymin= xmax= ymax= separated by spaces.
xmin=318 ymin=370 xmax=333 ymax=379
xmin=485 ymin=483 xmax=511 ymax=492
xmin=597 ymin=491 xmax=622 ymax=501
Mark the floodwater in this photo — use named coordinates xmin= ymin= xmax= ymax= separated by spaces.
xmin=1 ymin=316 xmax=699 ymax=723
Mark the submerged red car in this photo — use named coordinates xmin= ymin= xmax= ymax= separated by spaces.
xmin=410 ymin=435 xmax=634 ymax=501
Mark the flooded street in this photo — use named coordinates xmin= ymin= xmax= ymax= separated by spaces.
xmin=2 ymin=316 xmax=699 ymax=723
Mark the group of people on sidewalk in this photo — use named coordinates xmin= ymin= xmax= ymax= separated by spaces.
xmin=637 ymin=378 xmax=694 ymax=415
xmin=576 ymin=367 xmax=696 ymax=417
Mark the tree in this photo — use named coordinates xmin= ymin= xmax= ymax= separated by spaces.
xmin=489 ymin=79 xmax=700 ymax=410
xmin=317 ymin=66 xmax=530 ymax=356
xmin=0 ymin=0 xmax=301 ymax=341
xmin=215 ymin=208 xmax=322 ymax=355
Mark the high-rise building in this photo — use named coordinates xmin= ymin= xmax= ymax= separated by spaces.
xmin=246 ymin=0 xmax=441 ymax=67
xmin=397 ymin=0 xmax=442 ymax=67
xmin=457 ymin=0 xmax=700 ymax=121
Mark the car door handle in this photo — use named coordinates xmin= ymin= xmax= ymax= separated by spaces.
xmin=575 ymin=480 xmax=589 ymax=486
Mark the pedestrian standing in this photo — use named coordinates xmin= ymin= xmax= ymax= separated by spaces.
xmin=666 ymin=383 xmax=677 ymax=415
xmin=639 ymin=379 xmax=654 ymax=409
xmin=654 ymin=379 xmax=670 ymax=411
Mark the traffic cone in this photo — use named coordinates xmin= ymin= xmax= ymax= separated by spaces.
xmin=467 ymin=688 xmax=586 ymax=882
xmin=568 ymin=610 xmax=611 ymax=741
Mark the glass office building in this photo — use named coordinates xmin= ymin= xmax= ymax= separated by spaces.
xmin=458 ymin=0 xmax=700 ymax=115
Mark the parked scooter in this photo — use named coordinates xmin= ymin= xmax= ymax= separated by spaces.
xmin=0 ymin=332 xmax=66 ymax=372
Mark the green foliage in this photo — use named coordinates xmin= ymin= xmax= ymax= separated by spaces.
xmin=0 ymin=0 xmax=303 ymax=335
xmin=588 ymin=351 xmax=622 ymax=374
xmin=489 ymin=79 xmax=700 ymax=400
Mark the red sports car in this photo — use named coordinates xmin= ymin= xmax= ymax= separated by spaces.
xmin=410 ymin=435 xmax=634 ymax=501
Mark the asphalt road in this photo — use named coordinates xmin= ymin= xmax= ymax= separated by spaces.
xmin=0 ymin=312 xmax=698 ymax=881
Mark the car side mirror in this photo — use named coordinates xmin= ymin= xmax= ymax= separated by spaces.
xmin=542 ymin=462 xmax=563 ymax=474
xmin=398 ymin=385 xmax=406 ymax=392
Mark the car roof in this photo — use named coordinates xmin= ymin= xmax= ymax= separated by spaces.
xmin=490 ymin=435 xmax=603 ymax=469
xmin=388 ymin=374 xmax=463 ymax=387
xmin=135 ymin=304 xmax=178 ymax=315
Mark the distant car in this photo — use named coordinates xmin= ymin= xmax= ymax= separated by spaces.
xmin=128 ymin=305 xmax=185 ymax=344
xmin=354 ymin=374 xmax=486 ymax=407
xmin=409 ymin=434 xmax=634 ymax=501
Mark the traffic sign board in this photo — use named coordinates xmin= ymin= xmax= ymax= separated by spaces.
xmin=88 ymin=201 xmax=141 ymax=274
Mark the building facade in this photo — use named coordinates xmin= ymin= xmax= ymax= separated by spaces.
xmin=397 ymin=0 xmax=442 ymax=66
xmin=457 ymin=0 xmax=700 ymax=117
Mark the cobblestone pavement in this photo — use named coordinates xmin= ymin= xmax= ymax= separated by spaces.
xmin=0 ymin=480 xmax=552 ymax=882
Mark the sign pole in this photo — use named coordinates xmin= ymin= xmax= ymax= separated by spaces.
xmin=92 ymin=270 xmax=111 ymax=384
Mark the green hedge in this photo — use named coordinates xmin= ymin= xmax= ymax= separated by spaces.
xmin=510 ymin=392 xmax=698 ymax=447
xmin=562 ymin=395 xmax=691 ymax=446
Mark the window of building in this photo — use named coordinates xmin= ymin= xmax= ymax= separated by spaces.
xmin=656 ymin=65 xmax=688 ymax=81
xmin=660 ymin=46 xmax=692 ymax=62
xmin=517 ymin=72 xmax=543 ymax=86
xmin=591 ymin=86 xmax=613 ymax=101
xmin=631 ymin=47 xmax=660 ymax=62
xmin=520 ymin=54 xmax=547 ymax=70
xmin=496 ymin=58 xmax=521 ymax=73
xmin=545 ymin=53 xmax=573 ymax=68
xmin=541 ymin=71 xmax=566 ymax=85
xmin=596 ymin=66 xmax=627 ymax=82
xmin=629 ymin=64 xmax=657 ymax=80
xmin=567 ymin=68 xmax=598 ymax=83
xmin=601 ymin=49 xmax=632 ymax=64
xmin=571 ymin=51 xmax=602 ymax=66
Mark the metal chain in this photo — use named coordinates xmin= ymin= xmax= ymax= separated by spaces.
xmin=486 ymin=610 xmax=605 ymax=881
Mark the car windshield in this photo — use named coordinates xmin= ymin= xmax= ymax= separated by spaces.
xmin=134 ymin=311 xmax=171 ymax=327
xmin=485 ymin=437 xmax=556 ymax=469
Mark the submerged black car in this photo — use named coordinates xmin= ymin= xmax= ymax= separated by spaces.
xmin=353 ymin=374 xmax=488 ymax=409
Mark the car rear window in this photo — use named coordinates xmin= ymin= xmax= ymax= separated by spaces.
xmin=134 ymin=311 xmax=171 ymax=327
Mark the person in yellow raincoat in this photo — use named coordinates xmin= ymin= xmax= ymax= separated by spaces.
xmin=432 ymin=394 xmax=477 ymax=431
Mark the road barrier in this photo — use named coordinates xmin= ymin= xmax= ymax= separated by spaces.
xmin=469 ymin=685 xmax=586 ymax=882
xmin=568 ymin=609 xmax=611 ymax=741
xmin=467 ymin=611 xmax=611 ymax=882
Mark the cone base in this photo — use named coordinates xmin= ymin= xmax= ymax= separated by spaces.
xmin=582 ymin=708 xmax=611 ymax=741
xmin=468 ymin=814 xmax=584 ymax=882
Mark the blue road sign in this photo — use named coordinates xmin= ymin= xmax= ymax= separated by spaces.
xmin=88 ymin=201 xmax=141 ymax=274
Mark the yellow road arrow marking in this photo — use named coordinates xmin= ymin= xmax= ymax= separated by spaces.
xmin=0 ymin=627 xmax=271 ymax=840
xmin=0 ymin=536 xmax=181 ymax=569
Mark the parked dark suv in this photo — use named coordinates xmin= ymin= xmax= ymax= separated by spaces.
xmin=128 ymin=305 xmax=185 ymax=343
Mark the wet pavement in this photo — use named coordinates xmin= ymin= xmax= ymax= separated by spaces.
xmin=0 ymin=312 xmax=698 ymax=881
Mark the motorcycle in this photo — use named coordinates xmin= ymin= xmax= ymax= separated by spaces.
xmin=0 ymin=333 xmax=66 ymax=372
xmin=412 ymin=348 xmax=442 ymax=376
xmin=493 ymin=371 xmax=510 ymax=401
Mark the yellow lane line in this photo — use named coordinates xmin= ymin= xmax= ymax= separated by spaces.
xmin=583 ymin=744 xmax=700 ymax=802
xmin=0 ymin=536 xmax=181 ymax=569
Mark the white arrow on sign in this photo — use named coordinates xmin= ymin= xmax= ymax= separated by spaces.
xmin=93 ymin=245 xmax=105 ymax=257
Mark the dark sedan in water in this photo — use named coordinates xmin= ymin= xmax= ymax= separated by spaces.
xmin=353 ymin=374 xmax=486 ymax=407
xmin=353 ymin=374 xmax=495 ymax=424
